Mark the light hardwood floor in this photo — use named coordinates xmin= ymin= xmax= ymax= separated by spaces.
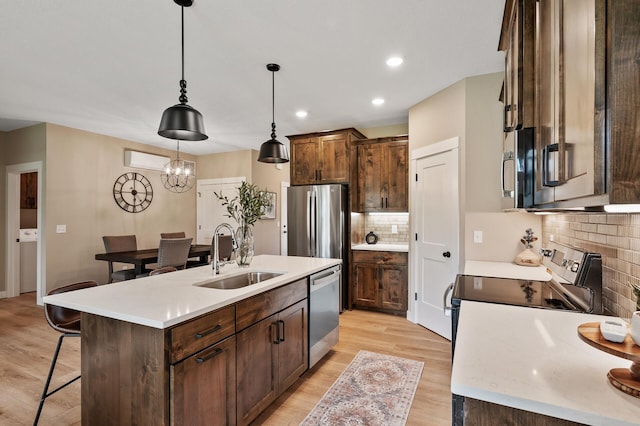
xmin=0 ymin=293 xmax=452 ymax=425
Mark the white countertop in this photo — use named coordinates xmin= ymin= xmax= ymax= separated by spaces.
xmin=352 ymin=243 xmax=409 ymax=252
xmin=43 ymin=255 xmax=341 ymax=329
xmin=451 ymin=301 xmax=640 ymax=425
xmin=464 ymin=260 xmax=551 ymax=281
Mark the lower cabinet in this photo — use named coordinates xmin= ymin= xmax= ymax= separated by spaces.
xmin=236 ymin=299 xmax=308 ymax=426
xmin=171 ymin=336 xmax=236 ymax=426
xmin=81 ymin=276 xmax=311 ymax=426
xmin=352 ymin=250 xmax=408 ymax=314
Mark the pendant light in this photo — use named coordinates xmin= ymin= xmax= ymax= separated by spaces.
xmin=258 ymin=63 xmax=290 ymax=163
xmin=158 ymin=0 xmax=208 ymax=141
xmin=161 ymin=140 xmax=196 ymax=192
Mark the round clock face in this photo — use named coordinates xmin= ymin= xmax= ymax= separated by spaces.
xmin=113 ymin=172 xmax=153 ymax=213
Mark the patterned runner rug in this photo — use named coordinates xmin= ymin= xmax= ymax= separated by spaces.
xmin=300 ymin=350 xmax=424 ymax=426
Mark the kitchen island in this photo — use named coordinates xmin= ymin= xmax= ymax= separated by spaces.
xmin=451 ymin=301 xmax=640 ymax=425
xmin=44 ymin=255 xmax=341 ymax=426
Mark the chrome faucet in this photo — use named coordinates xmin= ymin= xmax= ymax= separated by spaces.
xmin=212 ymin=223 xmax=237 ymax=275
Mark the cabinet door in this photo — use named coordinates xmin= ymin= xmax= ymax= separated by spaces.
xmin=554 ymin=0 xmax=602 ymax=201
xmin=380 ymin=265 xmax=408 ymax=312
xmin=276 ymin=299 xmax=308 ymax=392
xmin=318 ymin=133 xmax=350 ymax=183
xmin=534 ymin=0 xmax=559 ymax=205
xmin=357 ymin=143 xmax=385 ymax=211
xmin=503 ymin=0 xmax=521 ymax=132
xmin=236 ymin=316 xmax=278 ymax=426
xmin=171 ymin=336 xmax=236 ymax=426
xmin=353 ymin=262 xmax=379 ymax=308
xmin=384 ymin=142 xmax=408 ymax=211
xmin=290 ymin=137 xmax=319 ymax=185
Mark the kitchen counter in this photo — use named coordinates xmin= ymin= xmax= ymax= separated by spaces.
xmin=352 ymin=243 xmax=408 ymax=252
xmin=451 ymin=301 xmax=640 ymax=425
xmin=43 ymin=255 xmax=341 ymax=329
xmin=464 ymin=260 xmax=551 ymax=281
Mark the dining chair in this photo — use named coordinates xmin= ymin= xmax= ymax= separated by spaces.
xmin=160 ymin=232 xmax=186 ymax=239
xmin=35 ymin=280 xmax=98 ymax=425
xmin=157 ymin=237 xmax=193 ymax=270
xmin=211 ymin=234 xmax=234 ymax=261
xmin=102 ymin=235 xmax=137 ymax=283
xmin=149 ymin=266 xmax=178 ymax=276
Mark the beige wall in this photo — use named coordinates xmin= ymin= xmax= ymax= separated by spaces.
xmin=44 ymin=124 xmax=196 ymax=289
xmin=360 ymin=123 xmax=408 ymax=139
xmin=196 ymin=149 xmax=290 ymax=256
xmin=464 ymin=73 xmax=504 ymax=212
xmin=0 ymin=124 xmax=47 ymax=293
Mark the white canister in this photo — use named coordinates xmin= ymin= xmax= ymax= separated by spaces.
xmin=630 ymin=311 xmax=640 ymax=346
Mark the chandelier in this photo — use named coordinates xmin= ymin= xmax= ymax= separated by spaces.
xmin=161 ymin=140 xmax=195 ymax=193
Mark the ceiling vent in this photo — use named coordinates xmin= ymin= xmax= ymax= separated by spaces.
xmin=124 ymin=150 xmax=170 ymax=172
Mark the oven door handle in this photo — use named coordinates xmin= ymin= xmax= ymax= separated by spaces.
xmin=501 ymin=150 xmax=515 ymax=198
xmin=443 ymin=282 xmax=454 ymax=316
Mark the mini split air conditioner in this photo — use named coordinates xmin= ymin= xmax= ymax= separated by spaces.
xmin=124 ymin=150 xmax=170 ymax=172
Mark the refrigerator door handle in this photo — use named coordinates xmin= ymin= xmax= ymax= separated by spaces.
xmin=308 ymin=190 xmax=317 ymax=257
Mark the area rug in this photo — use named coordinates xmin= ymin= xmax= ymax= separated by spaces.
xmin=300 ymin=350 xmax=424 ymax=426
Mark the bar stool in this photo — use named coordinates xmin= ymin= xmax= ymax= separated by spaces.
xmin=34 ymin=280 xmax=98 ymax=425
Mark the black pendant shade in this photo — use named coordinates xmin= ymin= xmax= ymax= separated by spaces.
xmin=158 ymin=103 xmax=207 ymax=141
xmin=158 ymin=0 xmax=208 ymax=141
xmin=258 ymin=63 xmax=289 ymax=163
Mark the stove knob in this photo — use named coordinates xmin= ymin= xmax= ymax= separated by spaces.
xmin=571 ymin=261 xmax=579 ymax=272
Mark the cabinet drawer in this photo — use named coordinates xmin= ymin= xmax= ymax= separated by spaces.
xmin=236 ymin=279 xmax=308 ymax=332
xmin=352 ymin=250 xmax=407 ymax=265
xmin=170 ymin=305 xmax=235 ymax=363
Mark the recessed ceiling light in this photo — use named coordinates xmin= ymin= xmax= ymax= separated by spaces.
xmin=372 ymin=98 xmax=385 ymax=106
xmin=295 ymin=110 xmax=308 ymax=118
xmin=386 ymin=56 xmax=403 ymax=67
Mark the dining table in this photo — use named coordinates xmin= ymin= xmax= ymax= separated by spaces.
xmin=95 ymin=244 xmax=211 ymax=276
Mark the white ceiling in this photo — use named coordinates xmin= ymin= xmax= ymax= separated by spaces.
xmin=0 ymin=1 xmax=505 ymax=156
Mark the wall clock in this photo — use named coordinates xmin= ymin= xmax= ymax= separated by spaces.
xmin=113 ymin=172 xmax=153 ymax=213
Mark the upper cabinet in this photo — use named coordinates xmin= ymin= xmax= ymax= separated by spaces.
xmin=354 ymin=136 xmax=408 ymax=212
xmin=502 ymin=0 xmax=640 ymax=208
xmin=288 ymin=128 xmax=366 ymax=186
xmin=498 ymin=0 xmax=536 ymax=131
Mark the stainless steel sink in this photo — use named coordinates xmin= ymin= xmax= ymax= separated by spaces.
xmin=197 ymin=272 xmax=284 ymax=290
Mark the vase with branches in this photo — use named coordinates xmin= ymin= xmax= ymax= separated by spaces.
xmin=214 ymin=181 xmax=272 ymax=267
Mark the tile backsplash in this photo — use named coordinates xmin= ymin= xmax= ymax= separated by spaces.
xmin=543 ymin=213 xmax=640 ymax=320
xmin=351 ymin=213 xmax=409 ymax=244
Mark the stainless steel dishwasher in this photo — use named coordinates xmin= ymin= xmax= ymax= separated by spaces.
xmin=309 ymin=265 xmax=341 ymax=368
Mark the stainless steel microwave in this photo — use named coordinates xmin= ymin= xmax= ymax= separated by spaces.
xmin=501 ymin=127 xmax=535 ymax=209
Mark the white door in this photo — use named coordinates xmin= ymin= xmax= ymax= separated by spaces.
xmin=413 ymin=140 xmax=459 ymax=340
xmin=280 ymin=181 xmax=289 ymax=256
xmin=196 ymin=177 xmax=245 ymax=245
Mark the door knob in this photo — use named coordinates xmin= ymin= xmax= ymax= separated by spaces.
xmin=442 ymin=251 xmax=451 ymax=258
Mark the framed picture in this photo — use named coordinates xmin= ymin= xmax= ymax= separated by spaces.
xmin=262 ymin=192 xmax=276 ymax=219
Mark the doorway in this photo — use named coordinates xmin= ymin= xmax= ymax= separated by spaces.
xmin=196 ymin=177 xmax=246 ymax=245
xmin=280 ymin=181 xmax=289 ymax=256
xmin=410 ymin=137 xmax=459 ymax=340
xmin=5 ymin=161 xmax=45 ymax=304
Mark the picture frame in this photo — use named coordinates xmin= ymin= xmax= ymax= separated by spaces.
xmin=262 ymin=192 xmax=276 ymax=219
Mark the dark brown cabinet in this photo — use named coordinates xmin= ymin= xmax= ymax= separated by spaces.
xmin=498 ymin=0 xmax=536 ymax=131
xmin=518 ymin=0 xmax=640 ymax=208
xmin=288 ymin=128 xmax=365 ymax=186
xmin=171 ymin=336 xmax=236 ymax=426
xmin=352 ymin=250 xmax=408 ymax=314
xmin=20 ymin=172 xmax=37 ymax=209
xmin=81 ymin=278 xmax=311 ymax=426
xmin=235 ymin=281 xmax=308 ymax=426
xmin=354 ymin=137 xmax=409 ymax=212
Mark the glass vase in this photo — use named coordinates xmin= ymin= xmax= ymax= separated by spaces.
xmin=235 ymin=222 xmax=254 ymax=268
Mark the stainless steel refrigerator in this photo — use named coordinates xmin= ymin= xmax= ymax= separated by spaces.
xmin=287 ymin=184 xmax=348 ymax=310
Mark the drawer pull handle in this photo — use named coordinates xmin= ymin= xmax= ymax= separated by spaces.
xmin=278 ymin=320 xmax=285 ymax=342
xmin=195 ymin=324 xmax=222 ymax=339
xmin=196 ymin=348 xmax=223 ymax=364
xmin=272 ymin=322 xmax=280 ymax=345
